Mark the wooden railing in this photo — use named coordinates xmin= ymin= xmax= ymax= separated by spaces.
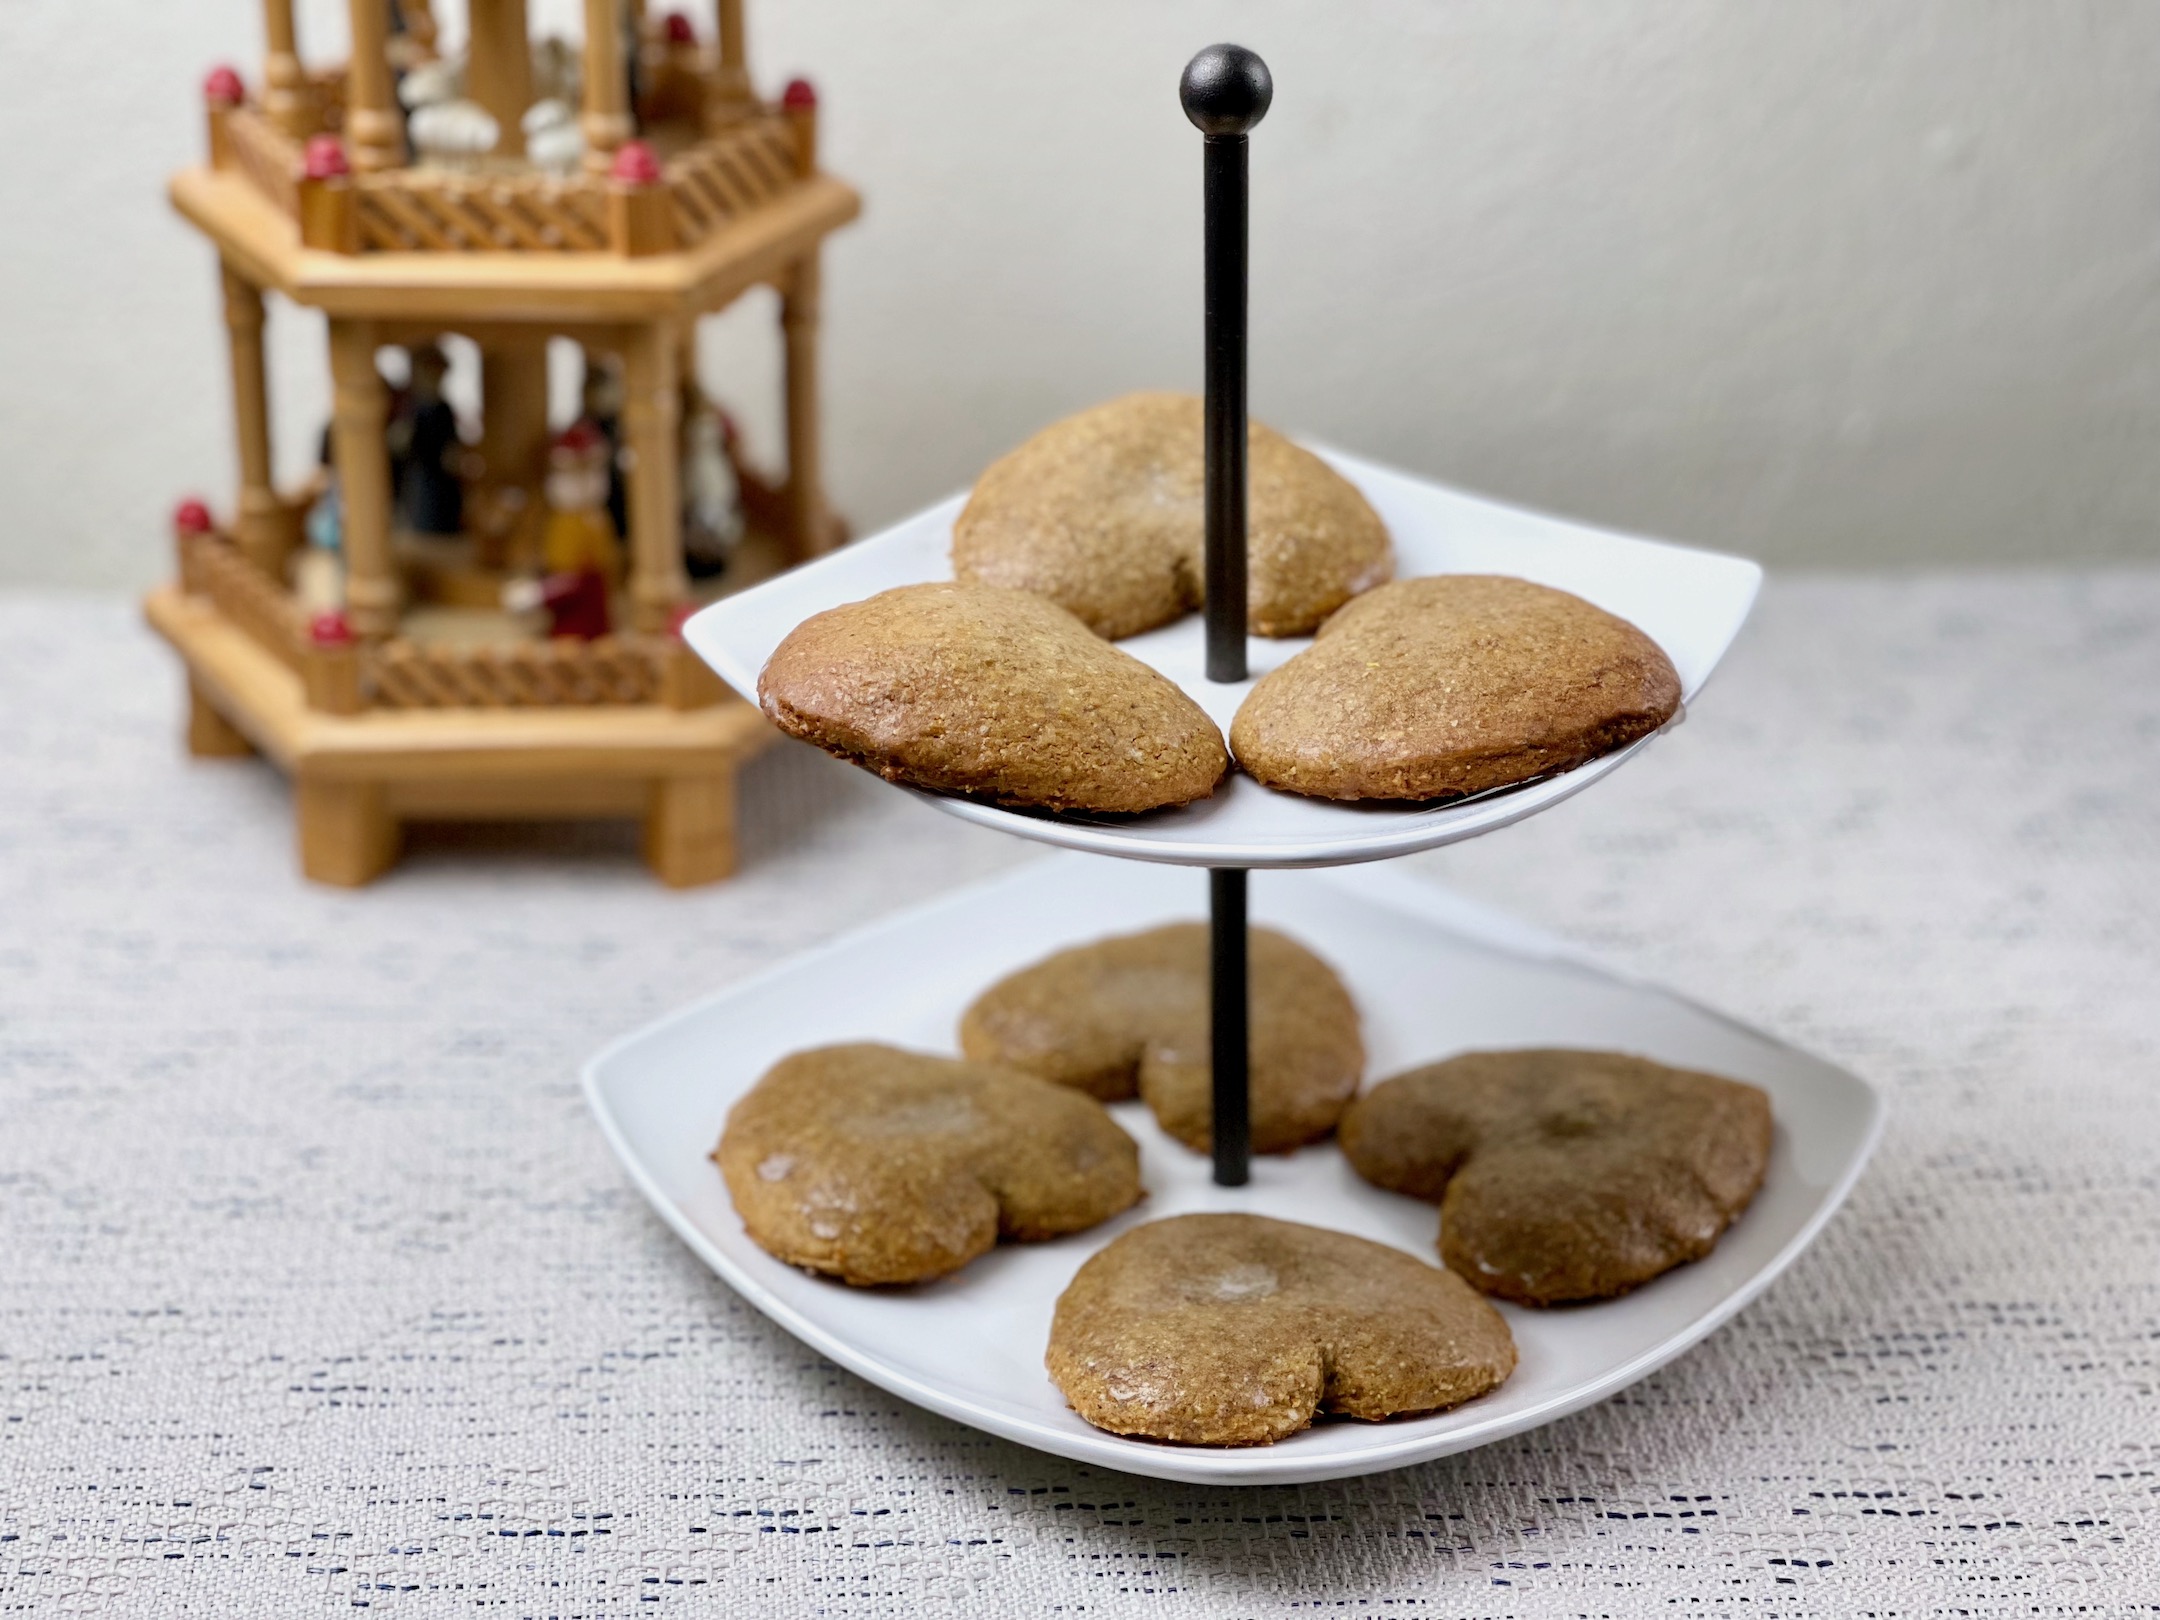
xmin=223 ymin=107 xmax=303 ymax=220
xmin=351 ymin=167 xmax=612 ymax=253
xmin=174 ymin=522 xmax=732 ymax=715
xmin=214 ymin=89 xmax=804 ymax=256
xmin=347 ymin=108 xmax=802 ymax=254
xmin=663 ymin=113 xmax=802 ymax=245
xmin=179 ymin=531 xmax=310 ymax=671
xmin=365 ymin=637 xmax=663 ymax=708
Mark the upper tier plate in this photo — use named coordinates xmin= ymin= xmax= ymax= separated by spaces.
xmin=683 ymin=449 xmax=1762 ymax=868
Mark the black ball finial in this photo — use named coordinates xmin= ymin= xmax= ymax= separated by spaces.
xmin=1180 ymin=44 xmax=1272 ymax=136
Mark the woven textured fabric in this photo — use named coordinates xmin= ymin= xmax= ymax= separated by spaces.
xmin=1 ymin=574 xmax=2155 ymax=1616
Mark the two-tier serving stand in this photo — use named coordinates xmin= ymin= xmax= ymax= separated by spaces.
xmin=585 ymin=49 xmax=1882 ymax=1487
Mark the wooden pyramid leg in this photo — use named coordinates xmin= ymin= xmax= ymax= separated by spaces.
xmin=295 ymin=776 xmax=401 ymax=887
xmin=186 ymin=677 xmax=253 ymax=757
xmin=644 ymin=771 xmax=739 ymax=888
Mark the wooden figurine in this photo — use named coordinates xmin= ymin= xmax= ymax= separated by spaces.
xmin=502 ymin=568 xmax=610 ymax=641
xmin=388 ymin=343 xmax=465 ymax=536
xmin=150 ymin=0 xmax=859 ymax=889
xmin=542 ymin=421 xmax=620 ymax=576
xmin=523 ymin=97 xmax=583 ymax=173
xmin=502 ymin=420 xmax=620 ymax=640
xmin=579 ymin=349 xmax=630 ymax=545
xmin=681 ymin=384 xmax=743 ymax=579
xmin=296 ymin=426 xmax=347 ymax=614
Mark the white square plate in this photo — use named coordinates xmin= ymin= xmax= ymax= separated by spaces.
xmin=583 ymin=855 xmax=1880 ymax=1486
xmin=683 ymin=451 xmax=1763 ymax=868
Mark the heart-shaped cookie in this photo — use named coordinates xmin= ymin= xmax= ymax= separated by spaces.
xmin=952 ymin=392 xmax=1394 ymax=640
xmin=1338 ymin=1049 xmax=1773 ymax=1304
xmin=1230 ymin=575 xmax=1682 ymax=801
xmin=758 ymin=581 xmax=1228 ymax=813
xmin=959 ymin=922 xmax=1363 ymax=1154
xmin=1047 ymin=1213 xmax=1517 ymax=1446
xmin=715 ymin=1043 xmax=1143 ymax=1286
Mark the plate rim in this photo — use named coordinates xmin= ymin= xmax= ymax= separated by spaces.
xmin=581 ymin=855 xmax=1885 ymax=1487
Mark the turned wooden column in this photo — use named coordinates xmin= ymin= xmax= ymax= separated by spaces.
xmin=478 ymin=335 xmax=550 ymax=566
xmin=327 ymin=319 xmax=400 ymax=636
xmin=466 ymin=0 xmax=533 ymax=159
xmin=781 ymin=253 xmax=830 ymax=559
xmin=345 ymin=0 xmax=403 ymax=173
xmin=580 ymin=0 xmax=633 ymax=176
xmin=261 ymin=0 xmax=309 ymax=138
xmin=220 ymin=262 xmax=288 ymax=577
xmin=479 ymin=337 xmax=551 ymax=491
xmin=677 ymin=321 xmax=700 ymax=400
xmin=715 ymin=0 xmax=749 ymax=102
xmin=620 ymin=322 xmax=688 ymax=632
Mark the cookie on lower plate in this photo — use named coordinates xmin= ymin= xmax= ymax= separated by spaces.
xmin=715 ymin=1043 xmax=1142 ymax=1286
xmin=1047 ymin=1213 xmax=1517 ymax=1446
xmin=959 ymin=922 xmax=1363 ymax=1154
xmin=1338 ymin=1049 xmax=1773 ymax=1304
xmin=758 ymin=581 xmax=1228 ymax=815
xmin=952 ymin=392 xmax=1394 ymax=640
xmin=1230 ymin=574 xmax=1682 ymax=802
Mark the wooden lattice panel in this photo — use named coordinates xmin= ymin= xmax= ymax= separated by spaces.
xmin=365 ymin=637 xmax=663 ymax=708
xmin=306 ymin=67 xmax=348 ymax=133
xmin=353 ymin=171 xmax=612 ymax=253
xmin=181 ymin=533 xmax=309 ymax=671
xmin=665 ymin=114 xmax=802 ymax=245
xmin=233 ymin=106 xmax=806 ymax=254
xmin=224 ymin=109 xmax=302 ymax=220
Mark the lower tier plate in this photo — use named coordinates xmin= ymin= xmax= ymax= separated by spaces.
xmin=583 ymin=855 xmax=1881 ymax=1486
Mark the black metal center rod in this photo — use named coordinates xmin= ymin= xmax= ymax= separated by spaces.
xmin=1200 ymin=128 xmax=1249 ymax=685
xmin=1183 ymin=45 xmax=1271 ymax=1188
xmin=1208 ymin=867 xmax=1251 ymax=1186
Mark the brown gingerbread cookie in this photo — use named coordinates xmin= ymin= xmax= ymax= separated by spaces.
xmin=1338 ymin=1049 xmax=1773 ymax=1305
xmin=1047 ymin=1213 xmax=1516 ymax=1446
xmin=1230 ymin=574 xmax=1683 ymax=802
xmin=758 ymin=581 xmax=1228 ymax=814
xmin=959 ymin=922 xmax=1363 ymax=1155
xmin=715 ymin=1043 xmax=1142 ymax=1286
xmin=952 ymin=392 xmax=1393 ymax=640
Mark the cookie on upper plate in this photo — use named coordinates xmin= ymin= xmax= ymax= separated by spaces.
xmin=715 ymin=1043 xmax=1142 ymax=1286
xmin=1047 ymin=1213 xmax=1516 ymax=1446
xmin=758 ymin=581 xmax=1228 ymax=814
xmin=952 ymin=392 xmax=1394 ymax=640
xmin=1230 ymin=574 xmax=1682 ymax=802
xmin=1338 ymin=1048 xmax=1773 ymax=1305
xmin=959 ymin=922 xmax=1362 ymax=1155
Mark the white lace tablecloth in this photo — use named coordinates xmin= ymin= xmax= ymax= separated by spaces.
xmin=2 ymin=573 xmax=2155 ymax=1617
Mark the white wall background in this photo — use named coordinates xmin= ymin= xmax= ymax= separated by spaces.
xmin=4 ymin=1 xmax=2159 ymax=592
